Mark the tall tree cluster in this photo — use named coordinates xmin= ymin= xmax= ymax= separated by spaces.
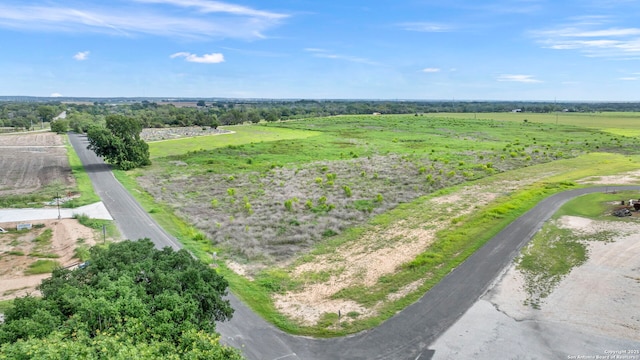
xmin=0 ymin=240 xmax=242 ymax=359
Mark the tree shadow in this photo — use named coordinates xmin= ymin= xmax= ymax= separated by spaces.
xmin=71 ymin=163 xmax=113 ymax=174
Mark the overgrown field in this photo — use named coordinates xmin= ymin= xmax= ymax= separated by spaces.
xmin=136 ymin=115 xmax=640 ymax=263
xmin=124 ymin=113 xmax=640 ymax=335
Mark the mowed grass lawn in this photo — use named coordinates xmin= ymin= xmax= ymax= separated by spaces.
xmin=122 ymin=112 xmax=640 ymax=336
xmin=148 ymin=125 xmax=321 ymax=159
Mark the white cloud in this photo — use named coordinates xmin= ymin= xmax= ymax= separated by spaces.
xmin=421 ymin=68 xmax=441 ymax=73
xmin=74 ymin=51 xmax=90 ymax=61
xmin=497 ymin=74 xmax=542 ymax=83
xmin=50 ymin=93 xmax=63 ymax=97
xmin=170 ymin=52 xmax=225 ymax=63
xmin=532 ymin=18 xmax=640 ymax=59
xmin=619 ymin=77 xmax=638 ymax=81
xmin=0 ymin=2 xmax=288 ymax=40
xmin=399 ymin=22 xmax=453 ymax=32
xmin=304 ymin=48 xmax=379 ymax=66
xmin=134 ymin=0 xmax=287 ymax=20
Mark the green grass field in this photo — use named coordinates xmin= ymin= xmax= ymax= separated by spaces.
xmin=148 ymin=125 xmax=320 ymax=159
xmin=118 ymin=112 xmax=640 ymax=336
xmin=424 ymin=111 xmax=640 ymax=135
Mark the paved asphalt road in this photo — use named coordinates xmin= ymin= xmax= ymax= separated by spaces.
xmin=68 ymin=133 xmax=640 ymax=359
xmin=68 ymin=133 xmax=181 ymax=251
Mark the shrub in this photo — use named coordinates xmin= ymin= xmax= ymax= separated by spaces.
xmin=322 ymin=229 xmax=338 ymax=237
xmin=73 ymin=214 xmax=106 ymax=230
xmin=244 ymin=201 xmax=253 ymax=215
xmin=284 ymin=199 xmax=293 ymax=211
xmin=73 ymin=246 xmax=90 ymax=261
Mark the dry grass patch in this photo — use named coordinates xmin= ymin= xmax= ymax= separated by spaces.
xmin=271 ymin=179 xmax=537 ymax=326
xmin=576 ymin=169 xmax=640 ymax=185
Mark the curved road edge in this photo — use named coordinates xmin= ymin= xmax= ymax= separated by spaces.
xmin=67 ymin=132 xmax=640 ymax=359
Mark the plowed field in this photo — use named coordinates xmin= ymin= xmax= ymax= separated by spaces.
xmin=0 ymin=132 xmax=75 ymax=196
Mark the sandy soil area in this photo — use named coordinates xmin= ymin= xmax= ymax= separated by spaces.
xmin=0 ymin=219 xmax=98 ymax=300
xmin=268 ymin=179 xmax=536 ymax=326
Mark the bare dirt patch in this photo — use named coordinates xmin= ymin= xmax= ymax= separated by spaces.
xmin=0 ymin=132 xmax=74 ymax=196
xmin=0 ymin=219 xmax=99 ymax=301
xmin=488 ymin=216 xmax=640 ymax=341
xmin=271 ymin=179 xmax=542 ymax=326
xmin=0 ymin=132 xmax=102 ymax=302
xmin=576 ymin=169 xmax=640 ymax=185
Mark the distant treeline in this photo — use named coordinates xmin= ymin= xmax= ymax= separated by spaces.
xmin=2 ymin=99 xmax=640 ymax=130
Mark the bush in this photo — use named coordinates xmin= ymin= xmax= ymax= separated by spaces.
xmin=284 ymin=199 xmax=293 ymax=211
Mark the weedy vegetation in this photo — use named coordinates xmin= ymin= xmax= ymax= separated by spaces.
xmin=24 ymin=259 xmax=60 ymax=275
xmin=117 ymin=113 xmax=640 ymax=336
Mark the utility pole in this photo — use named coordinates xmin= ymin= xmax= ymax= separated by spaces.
xmin=56 ymin=192 xmax=61 ymax=220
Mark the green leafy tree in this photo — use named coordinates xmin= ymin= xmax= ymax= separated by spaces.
xmin=0 ymin=239 xmax=241 ymax=359
xmin=36 ymin=105 xmax=58 ymax=123
xmin=87 ymin=114 xmax=151 ymax=170
xmin=50 ymin=119 xmax=69 ymax=133
xmin=68 ymin=111 xmax=98 ymax=133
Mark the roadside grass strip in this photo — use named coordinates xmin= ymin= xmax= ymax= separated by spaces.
xmin=63 ymin=134 xmax=101 ymax=207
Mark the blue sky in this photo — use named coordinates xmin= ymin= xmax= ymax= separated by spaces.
xmin=1 ymin=0 xmax=639 ymax=100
